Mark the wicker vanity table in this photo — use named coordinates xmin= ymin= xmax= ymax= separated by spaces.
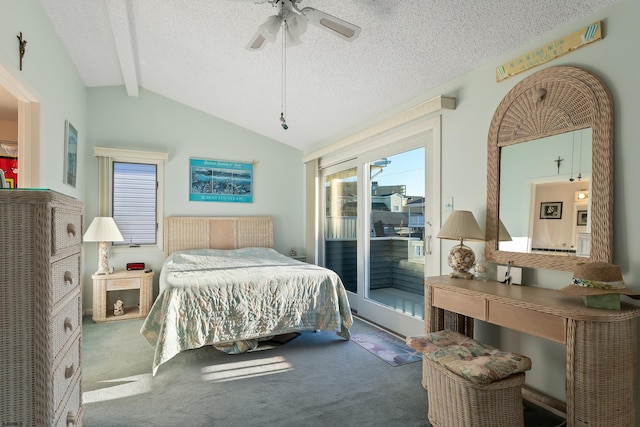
xmin=424 ymin=276 xmax=640 ymax=427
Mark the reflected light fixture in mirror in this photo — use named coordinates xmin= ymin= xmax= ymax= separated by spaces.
xmin=485 ymin=66 xmax=613 ymax=271
xmin=437 ymin=210 xmax=485 ymax=279
xmin=576 ymin=190 xmax=588 ymax=201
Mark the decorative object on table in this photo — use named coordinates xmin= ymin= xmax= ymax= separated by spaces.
xmin=189 ymin=158 xmax=253 ymax=203
xmin=497 ymin=262 xmax=523 ymax=285
xmin=126 ymin=262 xmax=146 ymax=271
xmin=558 ymin=262 xmax=640 ymax=310
xmin=539 ymin=201 xmax=563 ymax=219
xmin=63 ymin=120 xmax=78 ymax=187
xmin=437 ymin=210 xmax=485 ymax=279
xmin=113 ymin=299 xmax=124 ymax=316
xmin=83 ymin=217 xmax=125 ymax=275
xmin=473 ymin=254 xmax=489 ymax=281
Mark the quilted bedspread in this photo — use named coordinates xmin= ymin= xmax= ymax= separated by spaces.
xmin=140 ymin=247 xmax=353 ymax=375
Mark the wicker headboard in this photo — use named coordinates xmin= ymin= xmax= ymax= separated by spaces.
xmin=163 ymin=216 xmax=274 ymax=257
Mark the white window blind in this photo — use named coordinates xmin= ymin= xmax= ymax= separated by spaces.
xmin=112 ymin=162 xmax=157 ymax=245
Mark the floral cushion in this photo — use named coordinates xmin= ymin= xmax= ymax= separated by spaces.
xmin=428 ymin=349 xmax=531 ymax=385
xmin=406 ymin=329 xmax=486 ymax=353
xmin=406 ymin=330 xmax=532 ymax=385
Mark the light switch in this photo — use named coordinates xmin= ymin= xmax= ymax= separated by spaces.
xmin=445 ymin=197 xmax=454 ymax=213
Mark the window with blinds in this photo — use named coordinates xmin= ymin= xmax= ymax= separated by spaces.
xmin=112 ymin=161 xmax=157 ymax=246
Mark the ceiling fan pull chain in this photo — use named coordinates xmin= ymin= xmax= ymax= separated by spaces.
xmin=280 ymin=18 xmax=288 ymax=130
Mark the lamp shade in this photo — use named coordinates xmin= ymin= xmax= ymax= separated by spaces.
xmin=498 ymin=219 xmax=513 ymax=242
xmin=437 ymin=210 xmax=484 ymax=242
xmin=83 ymin=217 xmax=124 ymax=242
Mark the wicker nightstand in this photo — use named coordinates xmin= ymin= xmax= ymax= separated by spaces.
xmin=92 ymin=270 xmax=153 ymax=322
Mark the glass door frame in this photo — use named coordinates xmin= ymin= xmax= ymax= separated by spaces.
xmin=318 ymin=158 xmax=362 ymax=312
xmin=357 ymin=133 xmax=437 ymax=337
xmin=317 ymin=117 xmax=442 ymax=337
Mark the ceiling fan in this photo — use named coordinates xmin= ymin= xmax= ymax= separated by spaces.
xmin=238 ymin=0 xmax=361 ymax=51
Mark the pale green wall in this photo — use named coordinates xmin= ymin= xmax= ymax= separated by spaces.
xmin=0 ymin=1 xmax=304 ymax=316
xmin=84 ymin=87 xmax=305 ymax=304
xmin=3 ymin=0 xmax=640 ymax=415
xmin=313 ymin=0 xmax=640 ymax=405
xmin=0 ymin=0 xmax=87 ymax=199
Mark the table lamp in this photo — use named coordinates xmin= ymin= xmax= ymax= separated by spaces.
xmin=83 ymin=217 xmax=124 ymax=275
xmin=437 ymin=210 xmax=485 ymax=279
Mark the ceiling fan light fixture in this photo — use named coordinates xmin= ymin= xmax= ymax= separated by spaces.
xmin=261 ymin=15 xmax=282 ymax=41
xmin=246 ymin=15 xmax=282 ymax=50
xmin=285 ymin=30 xmax=303 ymax=47
xmin=286 ymin=12 xmax=308 ymax=39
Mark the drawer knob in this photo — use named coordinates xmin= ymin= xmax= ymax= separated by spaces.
xmin=67 ymin=223 xmax=76 ymax=237
xmin=65 ymin=363 xmax=74 ymax=379
xmin=64 ymin=271 xmax=74 ymax=285
xmin=64 ymin=317 xmax=73 ymax=332
xmin=67 ymin=411 xmax=77 ymax=426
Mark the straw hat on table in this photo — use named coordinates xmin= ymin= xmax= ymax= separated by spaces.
xmin=558 ymin=261 xmax=640 ymax=299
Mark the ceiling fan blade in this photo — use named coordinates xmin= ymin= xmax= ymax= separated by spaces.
xmin=246 ymin=30 xmax=269 ymax=50
xmin=301 ymin=7 xmax=361 ymax=41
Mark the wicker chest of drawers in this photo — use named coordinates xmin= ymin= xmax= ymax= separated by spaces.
xmin=0 ymin=190 xmax=84 ymax=426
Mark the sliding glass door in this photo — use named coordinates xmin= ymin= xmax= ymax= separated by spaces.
xmin=364 ymin=147 xmax=425 ymax=328
xmin=358 ymin=142 xmax=429 ymax=336
xmin=323 ymin=165 xmax=359 ymax=302
xmin=320 ymin=128 xmax=439 ymax=337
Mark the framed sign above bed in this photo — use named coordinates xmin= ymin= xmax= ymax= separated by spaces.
xmin=189 ymin=157 xmax=253 ymax=203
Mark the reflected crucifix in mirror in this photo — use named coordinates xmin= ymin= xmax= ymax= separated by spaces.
xmin=555 ymin=156 xmax=563 ymax=174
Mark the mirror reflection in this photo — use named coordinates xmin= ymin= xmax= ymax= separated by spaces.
xmin=498 ymin=128 xmax=592 ymax=256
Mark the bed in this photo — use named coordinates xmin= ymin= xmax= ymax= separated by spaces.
xmin=140 ymin=216 xmax=353 ymax=375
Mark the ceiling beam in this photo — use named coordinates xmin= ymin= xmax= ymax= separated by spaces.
xmin=104 ymin=0 xmax=139 ymax=97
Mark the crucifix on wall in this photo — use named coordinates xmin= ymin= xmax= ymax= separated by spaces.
xmin=17 ymin=32 xmax=27 ymax=71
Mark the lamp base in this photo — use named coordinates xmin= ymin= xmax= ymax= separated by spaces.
xmin=96 ymin=241 xmax=111 ymax=275
xmin=447 ymin=243 xmax=476 ymax=280
xmin=449 ymin=271 xmax=474 ymax=280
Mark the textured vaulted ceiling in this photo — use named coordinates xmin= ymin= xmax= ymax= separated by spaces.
xmin=33 ymin=0 xmax=618 ymax=152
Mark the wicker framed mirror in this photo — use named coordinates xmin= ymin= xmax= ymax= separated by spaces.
xmin=485 ymin=66 xmax=613 ymax=271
